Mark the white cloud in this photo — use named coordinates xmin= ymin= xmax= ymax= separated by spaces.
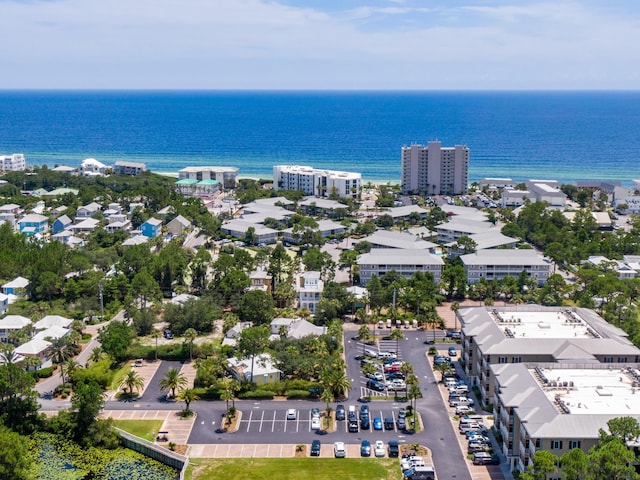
xmin=0 ymin=0 xmax=639 ymax=88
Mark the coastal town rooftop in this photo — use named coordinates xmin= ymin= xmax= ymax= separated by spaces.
xmin=489 ymin=308 xmax=597 ymax=340
xmin=531 ymin=365 xmax=640 ymax=416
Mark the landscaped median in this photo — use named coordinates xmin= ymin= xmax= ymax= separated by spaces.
xmin=185 ymin=458 xmax=403 ymax=480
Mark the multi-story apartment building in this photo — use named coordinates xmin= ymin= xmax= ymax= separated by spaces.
xmin=401 ymin=141 xmax=469 ymax=195
xmin=113 ymin=161 xmax=146 ymax=176
xmin=273 ymin=165 xmax=361 ymax=199
xmin=178 ymin=166 xmax=239 ymax=189
xmin=0 ymin=154 xmax=26 ymax=172
xmin=458 ymin=305 xmax=640 ymax=407
xmin=460 ymin=249 xmax=551 ymax=285
xmin=492 ymin=362 xmax=640 ymax=473
xmin=296 ymin=271 xmax=324 ymax=314
xmin=357 ymin=248 xmax=444 ymax=285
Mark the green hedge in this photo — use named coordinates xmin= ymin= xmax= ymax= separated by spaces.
xmin=286 ymin=390 xmax=311 ymax=399
xmin=238 ymin=390 xmax=275 ymax=399
xmin=191 ymin=387 xmax=222 ymax=400
xmin=35 ymin=367 xmax=55 ymax=378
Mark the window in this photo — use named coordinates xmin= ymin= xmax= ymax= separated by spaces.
xmin=604 ymin=356 xmax=614 ymax=363
xmin=569 ymin=440 xmax=581 ymax=449
xmin=512 ymin=356 xmax=521 ymax=363
xmin=551 ymin=440 xmax=563 ymax=450
xmin=535 ymin=439 xmax=541 ymax=448
xmin=498 ymin=356 xmax=508 ymax=364
xmin=618 ymin=357 xmax=627 ymax=363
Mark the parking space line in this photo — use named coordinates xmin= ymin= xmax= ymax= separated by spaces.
xmin=271 ymin=410 xmax=277 ymax=432
xmin=296 ymin=411 xmax=300 ymax=432
xmin=258 ymin=410 xmax=265 ymax=433
xmin=283 ymin=411 xmax=287 ymax=433
xmin=246 ymin=410 xmax=253 ymax=433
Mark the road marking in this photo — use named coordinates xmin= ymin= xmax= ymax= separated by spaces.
xmin=258 ymin=410 xmax=264 ymax=433
xmin=271 ymin=410 xmax=277 ymax=432
xmin=297 ymin=411 xmax=300 ymax=432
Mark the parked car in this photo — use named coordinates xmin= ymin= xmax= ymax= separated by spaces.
xmin=311 ymin=417 xmax=321 ymax=430
xmin=373 ymin=417 xmax=383 ymax=430
xmin=335 ymin=405 xmax=346 ymax=421
xmin=387 ymin=372 xmax=405 ymax=380
xmin=310 ymin=439 xmax=321 ymax=456
xmin=397 ymin=416 xmax=407 ymax=430
xmin=360 ymin=405 xmax=369 ymax=416
xmin=311 ymin=407 xmax=320 ymax=418
xmin=446 ymin=330 xmax=462 ymax=339
xmin=448 ymin=385 xmax=469 ymax=395
xmin=366 ymin=372 xmax=384 ymax=381
xmin=388 ymin=380 xmax=406 ymax=391
xmin=360 ymin=439 xmax=371 ymax=457
xmin=473 ymin=452 xmax=500 ymax=465
xmin=286 ymin=408 xmax=297 ymax=420
xmin=360 ymin=414 xmax=370 ymax=430
xmin=367 ymin=379 xmax=386 ymax=391
xmin=455 ymin=405 xmax=475 ymax=415
xmin=388 ymin=440 xmax=400 ymax=457
xmin=163 ymin=329 xmax=173 ymax=339
xmin=374 ymin=440 xmax=385 ymax=457
xmin=334 ymin=442 xmax=346 ymax=458
xmin=398 ymin=407 xmax=406 ymax=419
xmin=384 ymin=417 xmax=395 ymax=430
xmin=348 ymin=420 xmax=359 ymax=432
xmin=449 ymin=396 xmax=474 ymax=407
xmin=448 ymin=346 xmax=457 ymax=356
xmin=364 ymin=348 xmax=378 ymax=357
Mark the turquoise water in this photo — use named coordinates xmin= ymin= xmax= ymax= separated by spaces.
xmin=1 ymin=90 xmax=639 ymax=185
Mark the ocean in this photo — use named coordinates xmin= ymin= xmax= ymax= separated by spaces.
xmin=1 ymin=90 xmax=639 ymax=185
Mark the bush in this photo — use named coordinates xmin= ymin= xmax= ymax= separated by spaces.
xmin=35 ymin=367 xmax=55 ymax=378
xmin=428 ymin=346 xmax=438 ymax=356
xmin=81 ymin=333 xmax=92 ymax=340
xmin=287 ymin=390 xmax=311 ymax=399
xmin=191 ymin=387 xmax=222 ymax=400
xmin=71 ymin=359 xmax=113 ymax=389
xmin=238 ymin=390 xmax=274 ymax=399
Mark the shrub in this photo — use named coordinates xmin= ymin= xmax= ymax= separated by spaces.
xmin=238 ymin=390 xmax=274 ymax=399
xmin=60 ymin=393 xmax=68 ymax=399
xmin=35 ymin=367 xmax=55 ymax=378
xmin=287 ymin=390 xmax=311 ymax=399
xmin=191 ymin=387 xmax=221 ymax=400
xmin=428 ymin=346 xmax=438 ymax=356
xmin=81 ymin=333 xmax=92 ymax=340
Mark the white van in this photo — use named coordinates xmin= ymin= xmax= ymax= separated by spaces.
xmin=460 ymin=415 xmax=484 ymax=425
xmin=459 ymin=422 xmax=482 ymax=433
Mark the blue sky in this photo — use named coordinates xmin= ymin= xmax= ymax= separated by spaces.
xmin=1 ymin=0 xmax=639 ymax=89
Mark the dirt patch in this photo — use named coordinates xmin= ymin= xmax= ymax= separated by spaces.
xmin=400 ymin=444 xmax=430 ymax=458
xmin=164 ymin=444 xmax=188 ymax=455
xmin=223 ymin=410 xmax=242 ymax=432
xmin=295 ymin=444 xmax=307 ymax=458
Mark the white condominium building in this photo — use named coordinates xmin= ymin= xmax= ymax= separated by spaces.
xmin=273 ymin=165 xmax=361 ymax=199
xmin=401 ymin=141 xmax=469 ymax=195
xmin=0 ymin=154 xmax=26 ymax=172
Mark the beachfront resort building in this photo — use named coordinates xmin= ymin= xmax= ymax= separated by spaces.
xmin=457 ymin=305 xmax=640 ymax=407
xmin=401 ymin=141 xmax=469 ymax=196
xmin=357 ymin=248 xmax=444 ymax=285
xmin=178 ymin=166 xmax=239 ymax=190
xmin=0 ymin=154 xmax=26 ymax=172
xmin=273 ymin=165 xmax=361 ymax=199
xmin=492 ymin=362 xmax=640 ymax=473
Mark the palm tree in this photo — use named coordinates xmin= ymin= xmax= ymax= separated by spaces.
xmin=400 ymin=361 xmax=414 ymax=378
xmin=66 ymin=330 xmax=82 ymax=347
xmin=0 ymin=347 xmax=21 ymax=365
xmin=322 ymin=368 xmax=351 ymax=399
xmin=183 ymin=328 xmax=197 ymax=362
xmin=150 ymin=328 xmax=162 ymax=361
xmin=177 ymin=388 xmax=199 ymax=413
xmin=362 ymin=362 xmax=377 ymax=378
xmin=407 ymin=378 xmax=422 ymax=418
xmin=159 ymin=368 xmax=187 ymax=398
xmin=23 ymin=355 xmax=42 ymax=372
xmin=47 ymin=337 xmax=70 ymax=380
xmin=450 ymin=301 xmax=460 ymax=331
xmin=219 ymin=378 xmax=234 ymax=414
xmin=64 ymin=359 xmax=81 ymax=383
xmin=434 ymin=362 xmax=453 ymax=383
xmin=121 ymin=369 xmax=145 ymax=395
xmin=88 ymin=346 xmax=106 ymax=364
xmin=389 ymin=328 xmax=404 ymax=356
xmin=320 ymin=388 xmax=334 ymax=417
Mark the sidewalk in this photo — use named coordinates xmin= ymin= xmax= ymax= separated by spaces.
xmin=179 ymin=361 xmax=198 ymax=388
xmin=106 ymin=359 xmax=161 ymax=401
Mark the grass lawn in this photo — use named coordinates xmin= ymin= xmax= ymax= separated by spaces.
xmin=108 ymin=363 xmax=132 ymax=391
xmin=186 ymin=458 xmax=402 ymax=480
xmin=112 ymin=419 xmax=164 ymax=442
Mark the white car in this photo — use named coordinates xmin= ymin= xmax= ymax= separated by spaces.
xmin=374 ymin=440 xmax=385 ymax=457
xmin=311 ymin=417 xmax=321 ymax=430
xmin=286 ymin=408 xmax=297 ymax=420
xmin=455 ymin=405 xmax=475 ymax=415
xmin=334 ymin=442 xmax=346 ymax=458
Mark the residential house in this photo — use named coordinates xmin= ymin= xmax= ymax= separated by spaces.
xmin=221 ymin=322 xmax=251 ymax=347
xmin=18 ymin=213 xmax=48 ymax=235
xmin=52 ymin=230 xmax=85 ymax=248
xmin=14 ymin=338 xmax=51 ymax=368
xmin=228 ymin=353 xmax=281 ymax=385
xmin=296 ymin=271 xmax=324 ymax=314
xmin=269 ymin=317 xmax=327 ymax=340
xmin=122 ymin=235 xmax=149 ymax=247
xmin=359 ymin=230 xmax=437 ymax=251
xmin=221 ymin=219 xmax=279 ymax=244
xmin=79 ymin=158 xmax=108 ymax=177
xmin=0 ymin=293 xmax=8 ymax=316
xmin=1 ymin=276 xmax=29 ymax=297
xmin=76 ymin=202 xmax=102 ymax=218
xmin=52 ymin=214 xmax=72 ymax=234
xmin=166 ymin=215 xmax=191 ymax=236
xmin=140 ymin=218 xmax=163 ymax=238
xmin=70 ymin=218 xmax=100 ymax=235
xmin=282 ymin=219 xmax=345 ymax=244
xmin=249 ymin=270 xmax=273 ymax=294
xmin=0 ymin=314 xmax=32 ymax=343
xmin=34 ymin=315 xmax=73 ymax=330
